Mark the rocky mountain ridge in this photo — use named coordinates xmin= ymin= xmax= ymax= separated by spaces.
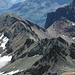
xmin=0 ymin=13 xmax=75 ymax=75
xmin=45 ymin=0 xmax=75 ymax=29
xmin=0 ymin=0 xmax=75 ymax=75
xmin=0 ymin=14 xmax=52 ymax=74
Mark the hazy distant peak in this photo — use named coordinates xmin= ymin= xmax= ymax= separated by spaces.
xmin=10 ymin=0 xmax=26 ymax=4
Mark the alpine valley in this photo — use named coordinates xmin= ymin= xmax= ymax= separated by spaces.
xmin=0 ymin=0 xmax=75 ymax=75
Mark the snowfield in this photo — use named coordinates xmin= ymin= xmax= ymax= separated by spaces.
xmin=0 ymin=56 xmax=12 ymax=69
xmin=0 ymin=33 xmax=13 ymax=75
xmin=0 ymin=33 xmax=9 ymax=50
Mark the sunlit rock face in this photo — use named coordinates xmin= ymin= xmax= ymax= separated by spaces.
xmin=0 ymin=14 xmax=51 ymax=75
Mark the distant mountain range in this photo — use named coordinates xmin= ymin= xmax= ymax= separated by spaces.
xmin=0 ymin=0 xmax=11 ymax=10
xmin=0 ymin=0 xmax=72 ymax=27
xmin=0 ymin=0 xmax=25 ymax=10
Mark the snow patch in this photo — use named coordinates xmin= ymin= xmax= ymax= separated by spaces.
xmin=62 ymin=35 xmax=67 ymax=37
xmin=5 ymin=70 xmax=20 ymax=75
xmin=72 ymin=37 xmax=75 ymax=40
xmin=0 ymin=33 xmax=4 ymax=40
xmin=72 ymin=23 xmax=75 ymax=26
xmin=33 ymin=54 xmax=39 ymax=57
xmin=0 ymin=56 xmax=12 ymax=69
xmin=0 ymin=33 xmax=9 ymax=50
xmin=62 ymin=35 xmax=65 ymax=37
xmin=0 ymin=70 xmax=20 ymax=75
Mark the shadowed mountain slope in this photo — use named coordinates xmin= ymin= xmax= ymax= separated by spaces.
xmin=45 ymin=0 xmax=75 ymax=42
xmin=45 ymin=0 xmax=75 ymax=29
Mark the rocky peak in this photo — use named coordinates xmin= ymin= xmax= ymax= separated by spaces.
xmin=72 ymin=0 xmax=75 ymax=5
xmin=45 ymin=0 xmax=75 ymax=29
xmin=45 ymin=0 xmax=75 ymax=42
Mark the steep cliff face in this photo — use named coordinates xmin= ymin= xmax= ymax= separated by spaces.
xmin=45 ymin=0 xmax=75 ymax=29
xmin=13 ymin=37 xmax=75 ymax=75
xmin=0 ymin=14 xmax=39 ymax=65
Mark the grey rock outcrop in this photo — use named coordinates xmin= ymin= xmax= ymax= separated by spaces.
xmin=13 ymin=37 xmax=75 ymax=75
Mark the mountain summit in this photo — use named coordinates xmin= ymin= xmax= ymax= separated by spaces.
xmin=45 ymin=0 xmax=75 ymax=29
xmin=45 ymin=0 xmax=75 ymax=42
